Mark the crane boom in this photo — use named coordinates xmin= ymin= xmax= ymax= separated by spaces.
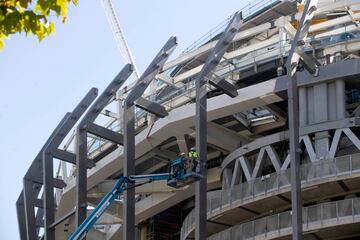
xmin=100 ymin=0 xmax=140 ymax=79
xmin=68 ymin=157 xmax=202 ymax=240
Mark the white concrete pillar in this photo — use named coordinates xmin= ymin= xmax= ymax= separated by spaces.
xmin=299 ymin=87 xmax=307 ymax=127
xmin=336 ymin=79 xmax=346 ymax=119
xmin=327 ymin=82 xmax=337 ymax=121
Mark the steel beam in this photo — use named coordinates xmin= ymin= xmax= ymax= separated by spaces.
xmin=296 ymin=49 xmax=321 ymax=75
xmin=30 ymin=174 xmax=66 ymax=189
xmin=43 ymin=88 xmax=98 ymax=240
xmin=52 ymin=149 xmax=95 ymax=168
xmin=75 ymin=127 xmax=88 ymax=227
xmin=23 ymin=179 xmax=38 ymax=240
xmin=123 ymin=37 xmax=177 ymax=240
xmin=35 ymin=194 xmax=44 ymax=234
xmin=33 ymin=198 xmax=44 ymax=208
xmin=23 ymin=112 xmax=71 ymax=190
xmin=135 ymin=97 xmax=168 ymax=118
xmin=49 ymin=209 xmax=76 ymax=229
xmin=75 ymin=64 xmax=133 ymax=229
xmin=43 ymin=150 xmax=55 ymax=240
xmin=194 ymin=11 xmax=242 ymax=240
xmin=208 ymin=77 xmax=238 ymax=98
xmin=123 ymin=101 xmax=135 ymax=240
xmin=87 ymin=123 xmax=124 ymax=145
xmin=126 ymin=37 xmax=177 ymax=104
xmin=16 ymin=191 xmax=27 ymax=240
xmin=92 ymin=144 xmax=118 ymax=163
xmin=287 ymin=25 xmax=303 ymax=240
xmin=286 ymin=1 xmax=318 ymax=239
xmin=20 ymin=94 xmax=95 ymax=240
xmin=21 ymin=111 xmax=69 ymax=240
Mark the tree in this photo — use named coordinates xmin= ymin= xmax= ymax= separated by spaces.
xmin=0 ymin=0 xmax=78 ymax=49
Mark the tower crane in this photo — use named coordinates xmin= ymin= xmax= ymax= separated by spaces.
xmin=100 ymin=0 xmax=140 ymax=81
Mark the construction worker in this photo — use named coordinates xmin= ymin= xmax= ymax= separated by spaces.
xmin=188 ymin=147 xmax=199 ymax=172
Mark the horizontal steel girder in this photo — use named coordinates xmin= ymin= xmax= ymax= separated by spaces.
xmin=52 ymin=149 xmax=95 ymax=168
xmin=86 ymin=123 xmax=124 ymax=145
xmin=209 ymin=77 xmax=238 ymax=98
xmin=135 ymin=97 xmax=168 ymax=118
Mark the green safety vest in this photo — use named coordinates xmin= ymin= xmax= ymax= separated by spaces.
xmin=188 ymin=151 xmax=199 ymax=158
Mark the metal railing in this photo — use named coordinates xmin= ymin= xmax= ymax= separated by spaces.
xmin=208 ymin=197 xmax=360 ymax=240
xmin=181 ymin=153 xmax=360 ymax=239
xmin=181 ymin=0 xmax=279 ymax=54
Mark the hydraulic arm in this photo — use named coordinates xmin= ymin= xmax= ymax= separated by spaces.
xmin=68 ymin=157 xmax=202 ymax=240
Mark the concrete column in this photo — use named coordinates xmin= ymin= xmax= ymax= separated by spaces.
xmin=307 ymin=87 xmax=314 ymax=124
xmin=299 ymin=80 xmax=345 ymax=159
xmin=139 ymin=224 xmax=148 ymax=240
xmin=176 ymin=137 xmax=189 ymax=153
xmin=313 ymin=83 xmax=330 ymax=158
xmin=336 ymin=79 xmax=346 ymax=119
xmin=299 ymin=87 xmax=307 ymax=127
xmin=328 ymin=82 xmax=337 ymax=121
xmin=313 ymin=83 xmax=328 ymax=122
xmin=277 ymin=17 xmax=286 ymax=76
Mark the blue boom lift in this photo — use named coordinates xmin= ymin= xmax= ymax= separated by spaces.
xmin=68 ymin=156 xmax=202 ymax=240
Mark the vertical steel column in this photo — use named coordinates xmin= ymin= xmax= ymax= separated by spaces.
xmin=23 ymin=179 xmax=38 ymax=240
xmin=75 ymin=127 xmax=88 ymax=226
xmin=194 ymin=12 xmax=242 ymax=240
xmin=123 ymin=101 xmax=136 ymax=240
xmin=16 ymin=191 xmax=27 ymax=240
xmin=123 ymin=37 xmax=177 ymax=240
xmin=195 ymin=56 xmax=207 ymax=240
xmin=286 ymin=1 xmax=316 ymax=239
xmin=43 ymin=150 xmax=56 ymax=240
xmin=287 ymin=71 xmax=302 ymax=240
xmin=75 ymin=65 xmax=133 ymax=229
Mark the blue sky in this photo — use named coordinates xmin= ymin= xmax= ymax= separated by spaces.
xmin=0 ymin=0 xmax=248 ymax=238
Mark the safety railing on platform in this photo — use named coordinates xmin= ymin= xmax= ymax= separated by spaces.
xmin=181 ymin=153 xmax=360 ymax=239
xmin=208 ymin=197 xmax=360 ymax=240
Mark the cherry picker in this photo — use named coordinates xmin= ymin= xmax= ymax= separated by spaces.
xmin=68 ymin=155 xmax=202 ymax=240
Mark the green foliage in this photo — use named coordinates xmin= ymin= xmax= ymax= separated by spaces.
xmin=0 ymin=0 xmax=78 ymax=49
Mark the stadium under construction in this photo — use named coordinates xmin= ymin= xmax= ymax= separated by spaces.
xmin=15 ymin=0 xmax=360 ymax=239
